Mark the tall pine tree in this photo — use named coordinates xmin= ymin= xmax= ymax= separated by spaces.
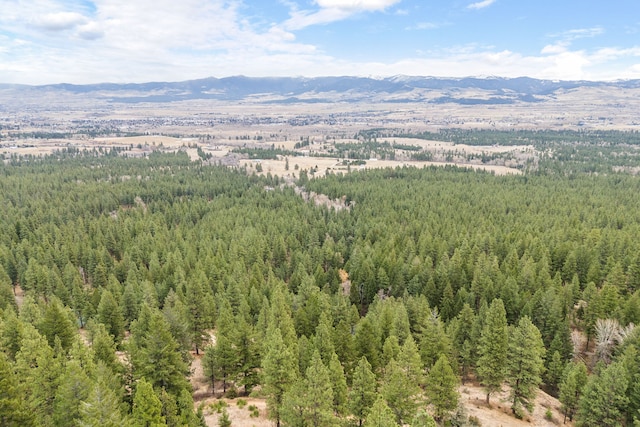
xmin=507 ymin=316 xmax=546 ymax=417
xmin=349 ymin=356 xmax=377 ymax=427
xmin=476 ymin=298 xmax=508 ymax=405
xmin=262 ymin=327 xmax=297 ymax=427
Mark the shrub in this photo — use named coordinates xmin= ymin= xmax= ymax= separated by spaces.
xmin=545 ymin=409 xmax=553 ymax=421
xmin=209 ymin=400 xmax=228 ymax=413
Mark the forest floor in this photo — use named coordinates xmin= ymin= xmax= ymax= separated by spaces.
xmin=190 ymin=352 xmax=271 ymax=427
xmin=190 ymin=353 xmax=573 ymax=427
xmin=460 ymin=381 xmax=571 ymax=427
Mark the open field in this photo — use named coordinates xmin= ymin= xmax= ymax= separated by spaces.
xmin=239 ymin=156 xmax=522 ymax=177
xmin=3 ymin=82 xmax=640 ymax=172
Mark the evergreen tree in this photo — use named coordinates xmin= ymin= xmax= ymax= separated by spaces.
xmin=314 ymin=312 xmax=337 ymax=365
xmin=162 ymin=290 xmax=192 ymax=359
xmin=410 ymin=409 xmax=437 ymax=427
xmin=89 ymin=321 xmax=119 ymax=371
xmin=202 ymin=344 xmax=217 ymax=394
xmin=452 ymin=303 xmax=475 ymax=383
xmin=544 ymin=350 xmax=565 ymax=396
xmin=183 ymin=272 xmax=211 ymax=355
xmin=78 ymin=377 xmax=129 ymax=427
xmin=507 ymin=316 xmax=546 ymax=417
xmin=0 ymin=265 xmax=17 ymax=312
xmin=363 ymin=396 xmax=399 ymax=427
xmin=355 ymin=316 xmax=381 ymax=373
xmin=559 ymin=361 xmax=588 ymax=423
xmin=176 ymin=388 xmax=205 ymax=427
xmin=577 ymin=361 xmax=629 ymax=427
xmin=425 ymin=354 xmax=459 ymax=422
xmin=235 ymin=313 xmax=260 ymax=393
xmin=620 ymin=344 xmax=640 ymax=426
xmin=132 ymin=378 xmax=165 ymax=427
xmin=39 ymin=297 xmax=76 ymax=353
xmin=301 ymin=351 xmax=336 ymax=426
xmin=218 ymin=408 xmax=232 ymax=427
xmin=53 ymin=359 xmax=92 ymax=426
xmin=129 ymin=308 xmax=190 ymax=396
xmin=476 ymin=298 xmax=508 ymax=405
xmin=212 ymin=299 xmax=240 ymax=393
xmin=398 ymin=335 xmax=424 ymax=387
xmin=349 ymin=356 xmax=377 ymax=427
xmin=280 ymin=380 xmax=306 ymax=427
xmin=158 ymin=388 xmax=181 ymax=427
xmin=15 ymin=324 xmax=63 ymax=426
xmin=328 ymin=352 xmax=348 ymax=415
xmin=380 ymin=358 xmax=421 ymax=425
xmin=0 ymin=308 xmax=23 ymax=360
xmin=262 ymin=327 xmax=297 ymax=427
xmin=419 ymin=310 xmax=452 ymax=369
xmin=0 ymin=352 xmax=35 ymax=426
xmin=333 ymin=317 xmax=357 ymax=379
xmin=97 ymin=289 xmax=125 ymax=344
xmin=382 ymin=335 xmax=401 ymax=370
xmin=121 ymin=277 xmax=141 ymax=328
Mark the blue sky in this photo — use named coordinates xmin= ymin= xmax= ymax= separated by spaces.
xmin=1 ymin=0 xmax=639 ymax=84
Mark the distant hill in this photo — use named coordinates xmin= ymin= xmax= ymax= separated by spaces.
xmin=2 ymin=75 xmax=640 ymax=104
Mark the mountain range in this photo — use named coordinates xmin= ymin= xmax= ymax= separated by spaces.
xmin=2 ymin=75 xmax=640 ymax=105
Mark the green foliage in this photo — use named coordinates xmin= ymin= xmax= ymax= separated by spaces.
xmin=380 ymin=358 xmax=422 ymax=425
xmin=97 ymin=289 xmax=125 ymax=344
xmin=425 ymin=354 xmax=459 ymax=421
xmin=132 ymin=378 xmax=166 ymax=427
xmin=218 ymin=408 xmax=232 ymax=427
xmin=6 ymin=150 xmax=640 ymax=426
xmin=559 ymin=362 xmax=587 ymax=421
xmin=212 ymin=299 xmax=240 ymax=393
xmin=577 ymin=361 xmax=629 ymax=427
xmin=78 ymin=375 xmax=129 ymax=427
xmin=281 ymin=351 xmax=335 ymax=427
xmin=507 ymin=316 xmax=546 ymax=417
xmin=476 ymin=299 xmax=508 ymax=405
xmin=410 ymin=409 xmax=437 ymax=427
xmin=328 ymin=352 xmax=348 ymax=415
xmin=363 ymin=396 xmax=399 ymax=427
xmin=262 ymin=327 xmax=297 ymax=427
xmin=349 ymin=356 xmax=378 ymax=427
xmin=128 ymin=307 xmax=190 ymax=397
xmin=209 ymin=399 xmax=228 ymax=413
xmin=53 ymin=359 xmax=92 ymax=426
xmin=39 ymin=297 xmax=76 ymax=353
xmin=202 ymin=344 xmax=217 ymax=394
xmin=0 ymin=352 xmax=35 ymax=426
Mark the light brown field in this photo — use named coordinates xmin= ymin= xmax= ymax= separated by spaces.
xmin=240 ymin=156 xmax=522 ymax=177
xmin=4 ymin=84 xmax=640 ymax=168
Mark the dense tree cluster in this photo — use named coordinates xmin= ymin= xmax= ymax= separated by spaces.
xmin=1 ymin=149 xmax=640 ymax=425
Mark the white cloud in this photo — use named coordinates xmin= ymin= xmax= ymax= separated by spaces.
xmin=284 ymin=8 xmax=352 ymax=30
xmin=315 ymin=0 xmax=401 ymax=11
xmin=541 ymin=43 xmax=568 ymax=55
xmin=76 ymin=21 xmax=104 ymax=40
xmin=32 ymin=11 xmax=87 ymax=31
xmin=551 ymin=27 xmax=604 ymax=42
xmin=467 ymin=0 xmax=496 ymax=10
xmin=284 ymin=0 xmax=400 ymax=30
xmin=1 ymin=0 xmax=639 ymax=84
xmin=406 ymin=22 xmax=442 ymax=31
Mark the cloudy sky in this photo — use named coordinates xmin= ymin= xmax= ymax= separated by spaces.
xmin=1 ymin=0 xmax=640 ymax=84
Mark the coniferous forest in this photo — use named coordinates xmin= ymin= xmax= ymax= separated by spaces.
xmin=2 ymin=147 xmax=640 ymax=427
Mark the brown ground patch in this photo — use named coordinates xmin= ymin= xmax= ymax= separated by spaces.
xmin=460 ymin=381 xmax=571 ymax=427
